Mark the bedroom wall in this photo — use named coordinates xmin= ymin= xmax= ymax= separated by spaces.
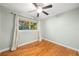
xmin=18 ymin=31 xmax=39 ymax=45
xmin=0 ymin=6 xmax=14 ymax=50
xmin=41 ymin=7 xmax=79 ymax=50
xmin=0 ymin=6 xmax=39 ymax=51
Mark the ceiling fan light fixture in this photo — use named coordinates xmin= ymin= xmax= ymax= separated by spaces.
xmin=37 ymin=7 xmax=42 ymax=13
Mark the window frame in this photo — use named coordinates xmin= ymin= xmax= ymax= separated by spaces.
xmin=18 ymin=17 xmax=39 ymax=32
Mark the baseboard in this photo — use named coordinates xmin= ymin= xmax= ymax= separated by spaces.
xmin=18 ymin=39 xmax=38 ymax=47
xmin=1 ymin=39 xmax=78 ymax=53
xmin=43 ymin=38 xmax=79 ymax=52
xmin=0 ymin=39 xmax=38 ymax=53
xmin=0 ymin=48 xmax=10 ymax=53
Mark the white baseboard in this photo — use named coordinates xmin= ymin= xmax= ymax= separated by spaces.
xmin=43 ymin=38 xmax=79 ymax=52
xmin=0 ymin=39 xmax=38 ymax=53
xmin=18 ymin=39 xmax=38 ymax=47
xmin=0 ymin=38 xmax=78 ymax=53
xmin=0 ymin=48 xmax=10 ymax=53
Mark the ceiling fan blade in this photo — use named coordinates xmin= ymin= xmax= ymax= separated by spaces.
xmin=42 ymin=11 xmax=49 ymax=15
xmin=43 ymin=5 xmax=52 ymax=9
xmin=33 ymin=3 xmax=38 ymax=8
xmin=37 ymin=13 xmax=39 ymax=17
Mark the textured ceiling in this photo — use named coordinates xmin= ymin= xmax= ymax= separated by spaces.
xmin=0 ymin=3 xmax=79 ymax=20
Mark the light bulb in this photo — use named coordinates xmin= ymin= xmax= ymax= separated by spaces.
xmin=37 ymin=7 xmax=42 ymax=13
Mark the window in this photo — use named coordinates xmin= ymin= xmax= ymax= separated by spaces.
xmin=30 ymin=21 xmax=37 ymax=30
xmin=19 ymin=18 xmax=37 ymax=30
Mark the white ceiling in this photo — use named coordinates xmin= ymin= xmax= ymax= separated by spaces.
xmin=0 ymin=3 xmax=79 ymax=20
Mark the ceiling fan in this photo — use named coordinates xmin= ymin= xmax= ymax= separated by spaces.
xmin=28 ymin=3 xmax=52 ymax=17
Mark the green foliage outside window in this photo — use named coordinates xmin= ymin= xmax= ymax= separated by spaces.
xmin=30 ymin=22 xmax=37 ymax=30
xmin=19 ymin=20 xmax=37 ymax=30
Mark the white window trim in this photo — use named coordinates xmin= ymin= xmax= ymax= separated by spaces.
xmin=19 ymin=19 xmax=38 ymax=31
xmin=18 ymin=30 xmax=39 ymax=32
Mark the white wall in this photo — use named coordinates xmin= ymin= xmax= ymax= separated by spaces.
xmin=0 ymin=6 xmax=14 ymax=50
xmin=41 ymin=7 xmax=79 ymax=50
xmin=0 ymin=6 xmax=39 ymax=51
xmin=18 ymin=31 xmax=39 ymax=45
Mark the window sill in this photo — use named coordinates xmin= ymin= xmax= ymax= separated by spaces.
xmin=18 ymin=30 xmax=39 ymax=32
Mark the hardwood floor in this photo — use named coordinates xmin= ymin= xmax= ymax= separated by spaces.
xmin=0 ymin=39 xmax=78 ymax=56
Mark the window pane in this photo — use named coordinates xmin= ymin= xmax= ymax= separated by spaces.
xmin=30 ymin=21 xmax=37 ymax=30
xmin=19 ymin=20 xmax=29 ymax=30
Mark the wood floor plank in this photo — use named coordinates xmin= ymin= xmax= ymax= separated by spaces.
xmin=0 ymin=39 xmax=78 ymax=56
